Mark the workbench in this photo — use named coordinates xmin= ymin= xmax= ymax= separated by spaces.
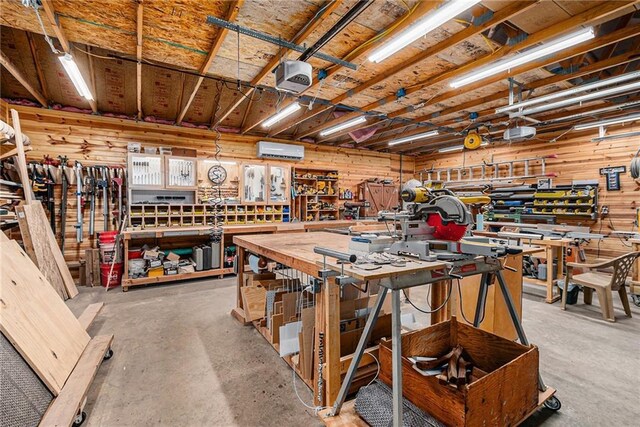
xmin=232 ymin=232 xmax=556 ymax=425
xmin=121 ymin=220 xmax=371 ymax=291
xmin=526 ymin=238 xmax=571 ymax=303
xmin=631 ymin=239 xmax=640 ymax=300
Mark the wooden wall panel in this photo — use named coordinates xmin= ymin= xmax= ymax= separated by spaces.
xmin=415 ymin=126 xmax=640 ymax=258
xmin=2 ymin=103 xmax=413 ymax=266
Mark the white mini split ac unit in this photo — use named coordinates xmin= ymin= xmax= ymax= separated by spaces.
xmin=257 ymin=141 xmax=305 ymax=161
xmin=274 ymin=60 xmax=313 ymax=93
xmin=503 ymin=126 xmax=536 ymax=142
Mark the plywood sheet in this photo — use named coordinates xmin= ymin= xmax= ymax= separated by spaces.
xmin=0 ymin=241 xmax=90 ymax=395
xmin=241 ymin=285 xmax=267 ymax=321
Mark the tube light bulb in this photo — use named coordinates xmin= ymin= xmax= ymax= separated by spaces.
xmin=368 ymin=0 xmax=481 ymax=63
xmin=58 ymin=53 xmax=94 ymax=100
xmin=515 ymin=80 xmax=640 ymax=117
xmin=450 ymin=27 xmax=595 ymax=88
xmin=573 ymin=112 xmax=640 ymax=130
xmin=495 ymin=70 xmax=640 ymax=114
xmin=262 ymin=102 xmax=301 ymax=128
xmin=319 ymin=116 xmax=367 ymax=137
xmin=438 ymin=141 xmax=487 ymax=153
xmin=388 ymin=130 xmax=439 ymax=146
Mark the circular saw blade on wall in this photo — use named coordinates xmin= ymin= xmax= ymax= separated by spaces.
xmin=464 ymin=130 xmax=482 ymax=150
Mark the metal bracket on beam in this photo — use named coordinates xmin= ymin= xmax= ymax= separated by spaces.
xmin=206 ymin=16 xmax=358 ymax=70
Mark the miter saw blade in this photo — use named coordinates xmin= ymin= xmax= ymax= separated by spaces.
xmin=426 ymin=214 xmax=468 ymax=241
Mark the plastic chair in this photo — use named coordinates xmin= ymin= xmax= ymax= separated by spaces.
xmin=563 ymin=251 xmax=640 ymax=322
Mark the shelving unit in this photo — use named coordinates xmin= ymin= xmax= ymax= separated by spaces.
xmin=129 ymin=203 xmax=289 ymax=229
xmin=293 ymin=168 xmax=339 ymax=221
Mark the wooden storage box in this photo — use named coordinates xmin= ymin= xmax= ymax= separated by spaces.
xmin=379 ymin=317 xmax=539 ymax=427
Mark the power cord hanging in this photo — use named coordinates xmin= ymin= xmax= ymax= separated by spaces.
xmin=402 ymin=282 xmax=452 ymax=314
xmin=24 ymin=0 xmax=60 ymax=54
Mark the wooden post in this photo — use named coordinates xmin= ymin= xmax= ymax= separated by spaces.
xmin=324 ymin=277 xmax=341 ymax=406
xmin=10 ymin=109 xmax=34 ymax=203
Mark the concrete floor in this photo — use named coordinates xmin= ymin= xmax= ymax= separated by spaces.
xmin=68 ymin=278 xmax=640 ymax=427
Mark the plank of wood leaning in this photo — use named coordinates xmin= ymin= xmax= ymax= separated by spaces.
xmin=77 ymin=302 xmax=104 ymax=331
xmin=241 ymin=286 xmax=267 ymax=322
xmin=0 ymin=241 xmax=90 ymax=395
xmin=39 ymin=334 xmax=114 ymax=427
xmin=16 ymin=203 xmax=68 ymax=299
xmin=32 ymin=202 xmax=79 ymax=298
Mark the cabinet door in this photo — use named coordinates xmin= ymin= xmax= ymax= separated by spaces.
xmin=128 ymin=153 xmax=164 ymax=189
xmin=268 ymin=165 xmax=290 ymax=203
xmin=165 ymin=156 xmax=197 ymax=189
xmin=241 ymin=164 xmax=267 ymax=203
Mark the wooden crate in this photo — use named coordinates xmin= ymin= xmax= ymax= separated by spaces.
xmin=379 ymin=317 xmax=539 ymax=427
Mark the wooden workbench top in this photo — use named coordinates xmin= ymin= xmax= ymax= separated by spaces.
xmin=233 ymin=232 xmax=448 ymax=281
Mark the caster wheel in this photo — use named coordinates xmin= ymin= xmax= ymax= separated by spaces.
xmin=543 ymin=396 xmax=561 ymax=411
xmin=631 ymin=294 xmax=640 ymax=308
xmin=103 ymin=348 xmax=114 ymax=360
xmin=72 ymin=411 xmax=87 ymax=427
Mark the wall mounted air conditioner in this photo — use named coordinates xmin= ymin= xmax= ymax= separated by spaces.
xmin=257 ymin=141 xmax=304 ymax=161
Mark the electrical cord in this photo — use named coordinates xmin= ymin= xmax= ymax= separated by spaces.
xmin=402 ymin=282 xmax=452 ymax=314
xmin=456 ymin=278 xmax=486 ymax=325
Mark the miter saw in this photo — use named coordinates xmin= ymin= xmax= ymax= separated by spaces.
xmin=379 ymin=186 xmax=520 ymax=262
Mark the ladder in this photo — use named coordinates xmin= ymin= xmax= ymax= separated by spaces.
xmin=421 ymin=155 xmax=558 ymax=184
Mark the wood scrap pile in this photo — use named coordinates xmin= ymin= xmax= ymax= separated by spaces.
xmin=411 ymin=345 xmax=487 ymax=390
xmin=0 ymin=238 xmax=113 ymax=426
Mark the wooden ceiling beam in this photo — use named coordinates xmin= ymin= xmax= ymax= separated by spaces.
xmin=243 ymin=0 xmax=443 ymax=135
xmin=212 ymin=0 xmax=344 ymax=129
xmin=0 ymin=50 xmax=48 ymax=107
xmin=369 ymin=45 xmax=640 ymax=147
xmin=176 ymin=0 xmax=244 ymax=125
xmin=280 ymin=1 xmax=535 ymax=139
xmin=596 ymin=12 xmax=634 ymax=80
xmin=25 ymin=32 xmax=49 ymax=102
xmin=41 ymin=0 xmax=97 ymax=113
xmin=297 ymin=0 xmax=636 ymax=140
xmin=136 ymin=0 xmax=143 ymax=120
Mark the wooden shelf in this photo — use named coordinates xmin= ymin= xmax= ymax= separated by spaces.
xmin=122 ymin=268 xmax=226 ymax=289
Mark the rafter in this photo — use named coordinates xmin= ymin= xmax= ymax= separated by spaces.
xmin=596 ymin=12 xmax=634 ymax=80
xmin=26 ymin=32 xmax=49 ymax=102
xmin=176 ymin=0 xmax=244 ymax=125
xmin=41 ymin=0 xmax=98 ymax=113
xmin=289 ymin=0 xmax=636 ymax=140
xmin=136 ymin=0 xmax=143 ymax=120
xmin=365 ymin=45 xmax=640 ymax=149
xmin=287 ymin=1 xmax=537 ymax=139
xmin=0 ymin=50 xmax=48 ymax=107
xmin=242 ymin=0 xmax=443 ymax=134
xmin=212 ymin=0 xmax=344 ymax=129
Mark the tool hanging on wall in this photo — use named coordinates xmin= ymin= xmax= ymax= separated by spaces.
xmin=110 ymin=166 xmax=125 ymax=230
xmin=96 ymin=166 xmax=110 ymax=231
xmin=58 ymin=156 xmax=69 ymax=251
xmin=74 ymin=161 xmax=84 ymax=243
xmin=85 ymin=166 xmax=97 ymax=237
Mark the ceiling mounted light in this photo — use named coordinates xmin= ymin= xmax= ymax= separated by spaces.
xmin=368 ymin=0 xmax=481 ymax=63
xmin=573 ymin=112 xmax=640 ymax=130
xmin=450 ymin=27 xmax=595 ymax=88
xmin=496 ymin=71 xmax=640 ymax=114
xmin=514 ymin=80 xmax=640 ymax=117
xmin=58 ymin=53 xmax=94 ymax=100
xmin=319 ymin=116 xmax=367 ymax=137
xmin=262 ymin=102 xmax=301 ymax=128
xmin=388 ymin=130 xmax=439 ymax=146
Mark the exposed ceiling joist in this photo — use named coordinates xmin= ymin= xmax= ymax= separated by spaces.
xmin=41 ymin=0 xmax=98 ymax=113
xmin=243 ymin=0 xmax=443 ymax=135
xmin=176 ymin=0 xmax=244 ymax=125
xmin=212 ymin=0 xmax=343 ymax=128
xmin=136 ymin=0 xmax=143 ymax=120
xmin=25 ymin=31 xmax=49 ymax=102
xmin=296 ymin=0 xmax=637 ymax=140
xmin=289 ymin=0 xmax=537 ymax=139
xmin=367 ymin=45 xmax=640 ymax=147
xmin=0 ymin=50 xmax=48 ymax=107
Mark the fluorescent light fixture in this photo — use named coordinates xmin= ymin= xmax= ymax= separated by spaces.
xmin=438 ymin=141 xmax=487 ymax=153
xmin=543 ymin=100 xmax=640 ymax=125
xmin=514 ymin=80 xmax=640 ymax=117
xmin=368 ymin=0 xmax=481 ymax=63
xmin=573 ymin=112 xmax=640 ymax=130
xmin=450 ymin=27 xmax=595 ymax=88
xmin=496 ymin=71 xmax=640 ymax=114
xmin=58 ymin=53 xmax=94 ymax=100
xmin=262 ymin=102 xmax=301 ymax=128
xmin=388 ymin=130 xmax=439 ymax=146
xmin=319 ymin=116 xmax=367 ymax=137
